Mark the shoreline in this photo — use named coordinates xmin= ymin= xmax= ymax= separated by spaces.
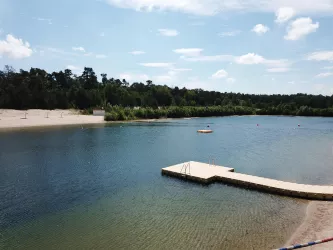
xmin=0 ymin=109 xmax=105 ymax=132
xmin=284 ymin=201 xmax=333 ymax=249
xmin=2 ymin=108 xmax=333 ymax=132
xmin=0 ymin=109 xmax=167 ymax=132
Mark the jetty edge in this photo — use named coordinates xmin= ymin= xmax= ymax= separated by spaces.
xmin=161 ymin=161 xmax=333 ymax=201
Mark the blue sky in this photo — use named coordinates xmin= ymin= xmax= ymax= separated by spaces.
xmin=1 ymin=0 xmax=333 ymax=95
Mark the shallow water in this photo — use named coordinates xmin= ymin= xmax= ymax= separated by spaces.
xmin=1 ymin=116 xmax=333 ymax=249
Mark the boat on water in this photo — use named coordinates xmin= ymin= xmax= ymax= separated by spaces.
xmin=197 ymin=130 xmax=213 ymax=133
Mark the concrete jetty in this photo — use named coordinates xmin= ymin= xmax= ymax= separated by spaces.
xmin=161 ymin=161 xmax=333 ymax=201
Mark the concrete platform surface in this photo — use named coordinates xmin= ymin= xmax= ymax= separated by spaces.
xmin=161 ymin=161 xmax=333 ymax=200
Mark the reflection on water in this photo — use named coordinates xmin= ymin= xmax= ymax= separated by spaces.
xmin=1 ymin=116 xmax=333 ymax=249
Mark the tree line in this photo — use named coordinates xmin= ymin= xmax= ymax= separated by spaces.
xmin=1 ymin=66 xmax=333 ymax=118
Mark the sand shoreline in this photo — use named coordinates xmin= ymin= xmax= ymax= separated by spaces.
xmin=0 ymin=109 xmax=167 ymax=132
xmin=283 ymin=201 xmax=333 ymax=249
xmin=0 ymin=109 xmax=106 ymax=131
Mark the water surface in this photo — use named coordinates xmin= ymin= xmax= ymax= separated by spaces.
xmin=1 ymin=116 xmax=333 ymax=249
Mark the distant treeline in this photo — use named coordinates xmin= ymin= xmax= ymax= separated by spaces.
xmin=1 ymin=66 xmax=333 ymax=118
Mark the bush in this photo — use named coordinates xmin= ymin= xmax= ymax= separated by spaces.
xmin=117 ymin=110 xmax=127 ymax=120
xmin=104 ymin=111 xmax=119 ymax=121
xmin=81 ymin=107 xmax=93 ymax=115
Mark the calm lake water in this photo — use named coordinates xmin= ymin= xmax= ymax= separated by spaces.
xmin=1 ymin=116 xmax=333 ymax=249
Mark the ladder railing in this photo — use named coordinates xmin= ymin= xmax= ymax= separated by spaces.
xmin=180 ymin=162 xmax=191 ymax=175
xmin=209 ymin=156 xmax=216 ymax=167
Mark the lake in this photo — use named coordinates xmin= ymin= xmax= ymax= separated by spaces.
xmin=1 ymin=116 xmax=333 ymax=249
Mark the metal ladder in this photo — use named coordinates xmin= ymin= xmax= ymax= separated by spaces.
xmin=180 ymin=162 xmax=191 ymax=176
xmin=209 ymin=156 xmax=216 ymax=167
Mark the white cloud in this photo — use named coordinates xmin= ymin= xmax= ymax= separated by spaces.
xmin=0 ymin=29 xmax=3 ymax=35
xmin=96 ymin=54 xmax=107 ymax=58
xmin=307 ymin=51 xmax=333 ymax=61
xmin=182 ymin=54 xmax=234 ymax=62
xmin=316 ymin=72 xmax=333 ymax=78
xmin=236 ymin=53 xmax=264 ymax=64
xmin=166 ymin=68 xmax=191 ymax=79
xmin=67 ymin=65 xmax=83 ymax=74
xmin=173 ymin=48 xmax=203 ymax=57
xmin=129 ymin=50 xmax=145 ymax=55
xmin=140 ymin=62 xmax=173 ymax=68
xmin=0 ymin=34 xmax=33 ymax=59
xmin=119 ymin=73 xmax=149 ymax=82
xmin=105 ymin=0 xmax=333 ymax=16
xmin=158 ymin=29 xmax=179 ymax=36
xmin=227 ymin=77 xmax=236 ymax=83
xmin=323 ymin=65 xmax=333 ymax=69
xmin=153 ymin=68 xmax=189 ymax=83
xmin=218 ymin=30 xmax=241 ymax=37
xmin=72 ymin=46 xmax=85 ymax=52
xmin=267 ymin=67 xmax=290 ymax=72
xmin=100 ymin=32 xmax=106 ymax=37
xmin=212 ymin=69 xmax=228 ymax=79
xmin=252 ymin=24 xmax=269 ymax=35
xmin=181 ymin=52 xmax=289 ymax=68
xmin=236 ymin=53 xmax=290 ymax=68
xmin=284 ymin=17 xmax=319 ymax=41
xmin=275 ymin=7 xmax=295 ymax=23
xmin=288 ymin=81 xmax=295 ymax=84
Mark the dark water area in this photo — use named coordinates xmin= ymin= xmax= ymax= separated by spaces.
xmin=1 ymin=116 xmax=333 ymax=249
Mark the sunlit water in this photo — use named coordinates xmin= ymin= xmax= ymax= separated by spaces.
xmin=1 ymin=116 xmax=333 ymax=249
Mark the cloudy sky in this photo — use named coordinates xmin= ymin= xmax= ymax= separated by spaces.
xmin=1 ymin=0 xmax=333 ymax=95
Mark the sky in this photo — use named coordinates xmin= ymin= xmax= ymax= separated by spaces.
xmin=0 ymin=0 xmax=333 ymax=95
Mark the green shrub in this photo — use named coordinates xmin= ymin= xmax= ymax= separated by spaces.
xmin=104 ymin=105 xmax=263 ymax=121
xmin=104 ymin=111 xmax=119 ymax=121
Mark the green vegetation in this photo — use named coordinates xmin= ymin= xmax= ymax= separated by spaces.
xmin=103 ymin=105 xmax=333 ymax=121
xmin=1 ymin=65 xmax=333 ymax=121
xmin=103 ymin=105 xmax=254 ymax=121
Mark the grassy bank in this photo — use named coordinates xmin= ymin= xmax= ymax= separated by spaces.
xmin=103 ymin=105 xmax=333 ymax=121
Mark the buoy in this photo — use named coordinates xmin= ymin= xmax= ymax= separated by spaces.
xmin=257 ymin=124 xmax=259 ymax=126
xmin=298 ymin=124 xmax=300 ymax=127
xmin=197 ymin=130 xmax=213 ymax=133
xmin=207 ymin=125 xmax=210 ymax=128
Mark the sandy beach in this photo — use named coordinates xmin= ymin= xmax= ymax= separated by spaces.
xmin=0 ymin=109 xmax=105 ymax=131
xmin=285 ymin=201 xmax=333 ymax=249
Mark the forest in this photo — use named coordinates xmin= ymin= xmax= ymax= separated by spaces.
xmin=1 ymin=66 xmax=333 ymax=120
